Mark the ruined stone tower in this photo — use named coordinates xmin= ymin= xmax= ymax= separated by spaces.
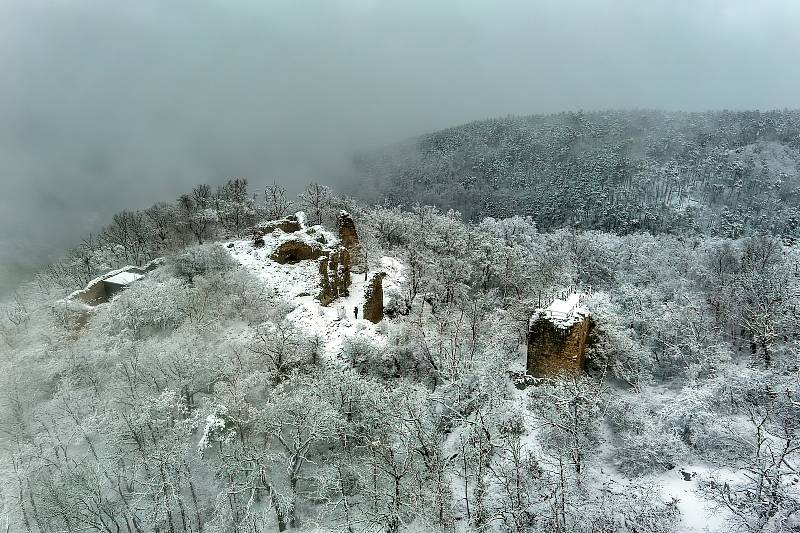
xmin=337 ymin=211 xmax=362 ymax=270
xmin=526 ymin=294 xmax=592 ymax=376
xmin=363 ymin=272 xmax=386 ymax=323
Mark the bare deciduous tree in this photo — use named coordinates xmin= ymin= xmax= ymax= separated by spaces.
xmin=298 ymin=183 xmax=332 ymax=226
xmin=264 ymin=181 xmax=292 ymax=220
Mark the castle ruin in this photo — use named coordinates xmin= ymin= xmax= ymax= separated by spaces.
xmin=318 ymin=248 xmax=352 ymax=306
xmin=70 ymin=261 xmax=162 ymax=307
xmin=254 ymin=211 xmax=381 ymax=315
xmin=526 ymin=293 xmax=592 ymax=376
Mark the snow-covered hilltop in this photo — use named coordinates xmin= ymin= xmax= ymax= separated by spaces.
xmin=224 ymin=211 xmax=404 ymax=364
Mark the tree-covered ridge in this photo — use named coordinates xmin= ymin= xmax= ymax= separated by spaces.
xmin=352 ymin=110 xmax=800 ymax=238
xmin=39 ymin=179 xmax=343 ymax=297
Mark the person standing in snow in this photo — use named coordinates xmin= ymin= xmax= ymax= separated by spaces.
xmin=354 ymin=306 xmax=359 ymax=319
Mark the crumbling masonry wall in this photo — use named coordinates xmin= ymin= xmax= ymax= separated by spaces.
xmin=73 ymin=265 xmax=149 ymax=306
xmin=363 ymin=272 xmax=386 ymax=323
xmin=271 ymin=240 xmax=326 ymax=264
xmin=337 ymin=211 xmax=362 ymax=270
xmin=250 ymin=211 xmax=360 ymax=307
xmin=318 ymin=248 xmax=351 ymax=306
xmin=253 ymin=214 xmax=302 ymax=237
xmin=77 ymin=279 xmax=109 ymax=305
xmin=526 ymin=316 xmax=592 ymax=376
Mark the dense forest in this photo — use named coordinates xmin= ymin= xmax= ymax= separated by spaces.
xmin=1 ymin=112 xmax=799 ymax=532
xmin=351 ymin=110 xmax=800 ymax=239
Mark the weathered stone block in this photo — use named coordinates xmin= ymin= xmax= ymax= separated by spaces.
xmin=527 ymin=314 xmax=592 ymax=376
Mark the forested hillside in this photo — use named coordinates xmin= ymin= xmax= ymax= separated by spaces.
xmin=351 ymin=110 xmax=800 ymax=238
xmin=1 ymin=176 xmax=798 ymax=532
xmin=4 ymin=0 xmax=800 ymax=529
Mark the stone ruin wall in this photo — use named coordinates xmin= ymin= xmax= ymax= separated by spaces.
xmin=255 ymin=214 xmax=302 ymax=236
xmin=270 ymin=240 xmax=327 ymax=264
xmin=362 ymin=272 xmax=386 ymax=323
xmin=77 ymin=278 xmax=109 ymax=306
xmin=252 ymin=211 xmax=382 ymax=315
xmin=318 ymin=248 xmax=352 ymax=306
xmin=337 ymin=211 xmax=362 ymax=270
xmin=526 ymin=315 xmax=592 ymax=376
xmin=261 ymin=214 xmax=356 ymax=307
xmin=73 ymin=264 xmax=152 ymax=306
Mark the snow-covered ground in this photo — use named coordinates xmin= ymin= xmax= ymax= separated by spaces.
xmin=224 ymin=221 xmax=405 ymax=366
xmin=498 ymin=349 xmax=735 ymax=533
xmin=652 ymin=465 xmax=735 ymax=533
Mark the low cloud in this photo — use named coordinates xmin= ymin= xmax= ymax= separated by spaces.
xmin=1 ymin=0 xmax=798 ymax=294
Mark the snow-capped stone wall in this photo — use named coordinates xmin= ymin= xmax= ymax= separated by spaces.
xmin=68 ymin=264 xmax=152 ymax=306
xmin=526 ymin=293 xmax=592 ymax=376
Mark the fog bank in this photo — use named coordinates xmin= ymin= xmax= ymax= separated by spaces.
xmin=1 ymin=0 xmax=799 ymax=295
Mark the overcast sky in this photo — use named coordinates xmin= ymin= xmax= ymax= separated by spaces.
xmin=1 ymin=0 xmax=799 ymax=295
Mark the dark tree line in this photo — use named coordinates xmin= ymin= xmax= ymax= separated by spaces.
xmin=351 ymin=110 xmax=800 ymax=240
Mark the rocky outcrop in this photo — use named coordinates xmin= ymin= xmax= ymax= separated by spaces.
xmin=363 ymin=272 xmax=386 ymax=323
xmin=526 ymin=295 xmax=592 ymax=376
xmin=318 ymin=248 xmax=351 ymax=306
xmin=337 ymin=211 xmax=362 ymax=269
xmin=253 ymin=215 xmax=302 ymax=248
xmin=271 ymin=239 xmax=326 ymax=264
